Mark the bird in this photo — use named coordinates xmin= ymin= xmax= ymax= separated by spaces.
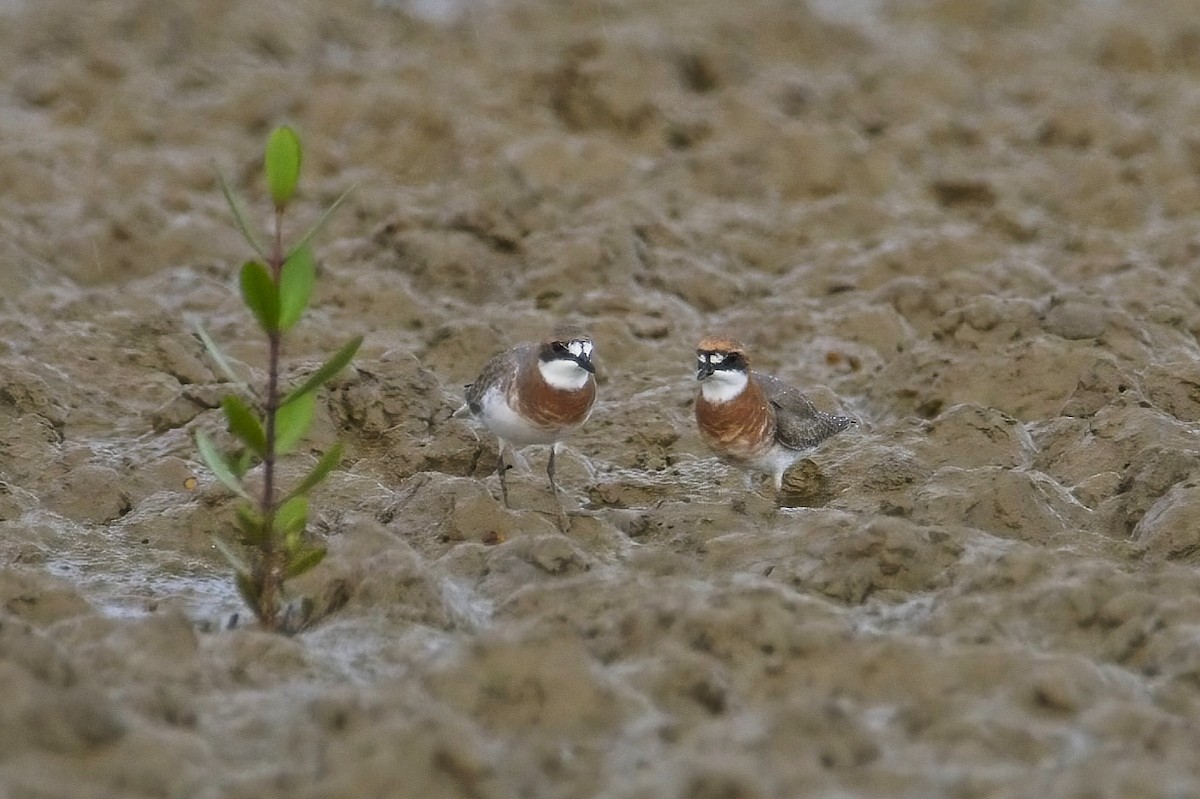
xmin=694 ymin=336 xmax=854 ymax=490
xmin=463 ymin=330 xmax=597 ymax=527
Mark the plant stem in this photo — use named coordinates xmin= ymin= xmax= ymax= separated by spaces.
xmin=256 ymin=206 xmax=288 ymax=630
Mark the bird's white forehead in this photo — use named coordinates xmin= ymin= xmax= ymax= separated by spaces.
xmin=700 ymin=352 xmax=726 ymax=364
xmin=566 ymin=339 xmax=592 ymax=358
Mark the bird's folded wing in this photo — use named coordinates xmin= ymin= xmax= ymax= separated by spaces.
xmin=757 ymin=372 xmax=855 ymax=450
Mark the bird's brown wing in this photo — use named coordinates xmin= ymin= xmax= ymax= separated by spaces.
xmin=755 ymin=372 xmax=855 ymax=450
xmin=464 ymin=345 xmax=532 ymax=413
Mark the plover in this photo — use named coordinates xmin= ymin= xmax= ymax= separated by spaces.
xmin=694 ymin=336 xmax=854 ymax=490
xmin=464 ymin=331 xmax=597 ymax=526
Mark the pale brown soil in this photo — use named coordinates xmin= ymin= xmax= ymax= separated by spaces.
xmin=4 ymin=0 xmax=1200 ymax=797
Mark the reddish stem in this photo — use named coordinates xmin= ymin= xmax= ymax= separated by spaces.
xmin=256 ymin=205 xmax=287 ymax=629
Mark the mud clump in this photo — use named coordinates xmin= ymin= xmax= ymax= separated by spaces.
xmin=4 ymin=0 xmax=1200 ymax=796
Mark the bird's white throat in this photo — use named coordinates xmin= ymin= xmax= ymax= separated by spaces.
xmin=700 ymin=369 xmax=748 ymax=403
xmin=539 ymin=358 xmax=591 ymax=390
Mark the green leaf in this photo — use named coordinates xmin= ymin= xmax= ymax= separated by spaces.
xmin=281 ymin=335 xmax=362 ymax=407
xmin=278 ymin=245 xmax=316 ymax=331
xmin=275 ymin=390 xmax=315 ymax=455
xmin=221 ymin=396 xmax=267 ymax=457
xmin=212 ymin=537 xmax=250 ymax=575
xmin=285 ymin=441 xmax=345 ymax=501
xmin=232 ymin=449 xmax=256 ymax=480
xmin=216 ymin=168 xmax=268 ymax=258
xmin=192 ymin=320 xmax=250 ymax=393
xmin=288 ymin=183 xmax=356 ymax=257
xmin=235 ymin=570 xmax=261 ymax=612
xmin=284 ymin=546 xmax=326 ymax=580
xmin=240 ymin=260 xmax=280 ymax=334
xmin=195 ymin=430 xmax=250 ymax=499
xmin=276 ymin=495 xmax=309 ymax=544
xmin=234 ymin=503 xmax=267 ymax=544
xmin=265 ymin=126 xmax=302 ymax=208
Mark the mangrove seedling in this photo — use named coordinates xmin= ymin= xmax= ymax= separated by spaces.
xmin=196 ymin=126 xmax=360 ymax=633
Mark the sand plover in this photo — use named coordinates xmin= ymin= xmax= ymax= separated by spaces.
xmin=464 ymin=332 xmax=597 ymax=526
xmin=694 ymin=336 xmax=854 ymax=490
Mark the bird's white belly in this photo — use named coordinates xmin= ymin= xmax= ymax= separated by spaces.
xmin=745 ymin=445 xmax=806 ymax=487
xmin=477 ymin=387 xmax=563 ymax=446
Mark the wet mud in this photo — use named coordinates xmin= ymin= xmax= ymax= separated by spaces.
xmin=4 ymin=0 xmax=1200 ymax=796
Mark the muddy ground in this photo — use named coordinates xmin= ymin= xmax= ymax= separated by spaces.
xmin=4 ymin=0 xmax=1200 ymax=796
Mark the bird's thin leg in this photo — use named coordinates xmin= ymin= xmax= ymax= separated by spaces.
xmin=547 ymin=443 xmax=569 ymax=530
xmin=497 ymin=442 xmax=511 ymax=508
xmin=547 ymin=443 xmax=559 ymax=497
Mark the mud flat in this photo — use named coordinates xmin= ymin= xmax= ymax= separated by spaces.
xmin=4 ymin=0 xmax=1200 ymax=796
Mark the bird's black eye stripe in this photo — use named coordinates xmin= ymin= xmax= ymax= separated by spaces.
xmin=698 ymin=350 xmax=743 ymax=369
xmin=552 ymin=341 xmax=569 ymax=354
